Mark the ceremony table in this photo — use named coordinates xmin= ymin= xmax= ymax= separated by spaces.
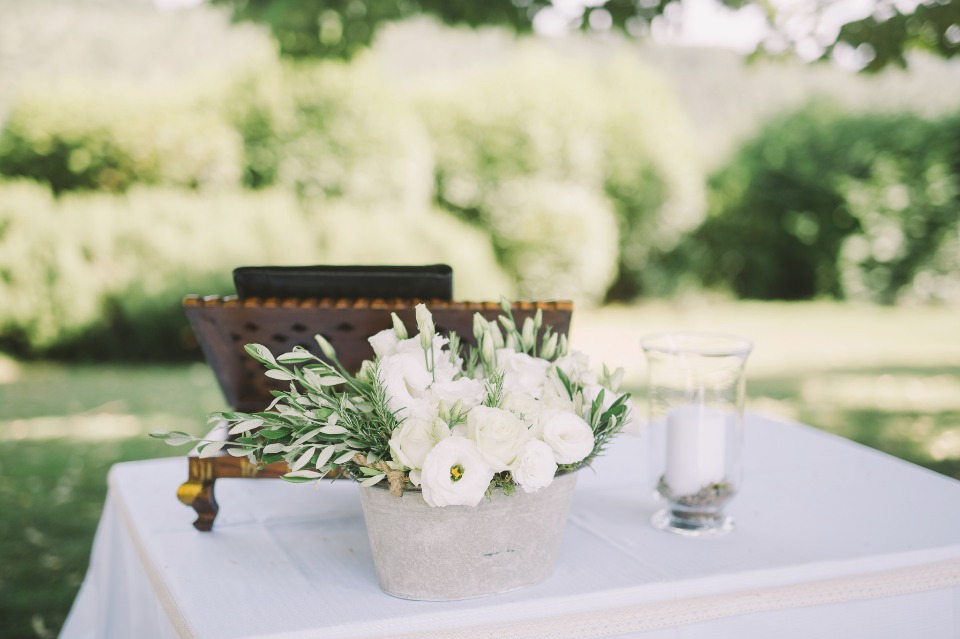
xmin=61 ymin=413 xmax=960 ymax=639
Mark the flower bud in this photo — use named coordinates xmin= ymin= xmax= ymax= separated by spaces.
xmin=541 ymin=332 xmax=558 ymax=360
xmin=481 ymin=334 xmax=496 ymax=366
xmin=415 ymin=303 xmax=435 ymax=339
xmin=488 ymin=320 xmax=505 ymax=349
xmin=391 ymin=312 xmax=408 ymax=340
xmin=472 ymin=313 xmax=486 ymax=342
xmin=314 ymin=334 xmax=337 ymax=360
xmin=521 ymin=317 xmax=536 ymax=352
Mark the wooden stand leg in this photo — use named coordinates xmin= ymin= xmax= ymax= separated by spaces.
xmin=177 ymin=477 xmax=219 ymax=531
xmin=177 ymin=456 xmax=289 ymax=531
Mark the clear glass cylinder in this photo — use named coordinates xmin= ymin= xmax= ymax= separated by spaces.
xmin=640 ymin=332 xmax=752 ymax=536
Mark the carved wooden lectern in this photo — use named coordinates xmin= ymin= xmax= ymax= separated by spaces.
xmin=178 ymin=294 xmax=573 ymax=531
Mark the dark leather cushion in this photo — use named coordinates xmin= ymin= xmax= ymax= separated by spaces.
xmin=232 ymin=264 xmax=453 ymax=300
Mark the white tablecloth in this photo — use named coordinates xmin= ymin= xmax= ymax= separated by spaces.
xmin=61 ymin=414 xmax=960 ymax=639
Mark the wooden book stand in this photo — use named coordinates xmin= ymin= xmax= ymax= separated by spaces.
xmin=178 ymin=295 xmax=573 ymax=531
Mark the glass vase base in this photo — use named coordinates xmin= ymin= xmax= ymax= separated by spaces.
xmin=651 ymin=508 xmax=733 ymax=537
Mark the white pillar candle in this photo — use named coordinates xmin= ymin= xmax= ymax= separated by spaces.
xmin=665 ymin=405 xmax=727 ymax=496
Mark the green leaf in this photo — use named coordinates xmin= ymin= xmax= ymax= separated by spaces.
xmin=277 ymin=351 xmax=317 ymax=363
xmin=227 ymin=446 xmax=251 ymax=457
xmin=319 ymin=424 xmax=348 ymax=435
xmin=357 ymin=466 xmax=383 ymax=476
xmin=261 ymin=453 xmax=285 ymax=465
xmin=265 ymin=369 xmax=296 ymax=381
xmin=333 ymin=450 xmax=357 ymax=464
xmin=244 ymin=343 xmax=276 ymax=365
xmin=555 ymin=367 xmax=573 ymax=400
xmin=289 ymin=427 xmax=323 ymax=448
xmin=290 ymin=446 xmax=317 ymax=471
xmin=258 ymin=429 xmax=289 ymax=440
xmin=600 ymin=394 xmax=629 ymax=422
xmin=359 ymin=474 xmax=386 ymax=487
xmin=149 ymin=430 xmax=195 ymax=446
xmin=199 ymin=440 xmax=225 ymax=458
xmin=228 ymin=418 xmax=264 ymax=435
xmin=284 ymin=470 xmax=323 ymax=480
xmin=315 ymin=445 xmax=337 ymax=468
xmin=262 ymin=443 xmax=286 ymax=454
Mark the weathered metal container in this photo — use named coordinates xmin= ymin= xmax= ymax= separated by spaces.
xmin=359 ymin=472 xmax=578 ymax=600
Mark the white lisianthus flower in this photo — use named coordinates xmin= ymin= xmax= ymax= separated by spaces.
xmin=389 ymin=415 xmax=451 ymax=476
xmin=496 ymin=349 xmax=549 ymax=398
xmin=368 ymin=328 xmax=400 ymax=359
xmin=511 ymin=439 xmax=558 ymax=494
xmin=427 ymin=377 xmax=486 ymax=412
xmin=420 ymin=437 xmax=494 ymax=507
xmin=466 ymin=405 xmax=530 ymax=471
xmin=541 ymin=412 xmax=595 ymax=464
xmin=501 ymin=390 xmax=540 ymax=427
xmin=378 ymin=352 xmax=432 ymax=419
xmin=553 ymin=351 xmax=598 ymax=387
xmin=395 ymin=334 xmax=461 ymax=383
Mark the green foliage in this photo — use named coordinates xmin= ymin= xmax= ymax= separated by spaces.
xmin=270 ymin=60 xmax=434 ymax=208
xmin=0 ymin=182 xmax=311 ymax=359
xmin=0 ymin=85 xmax=244 ymax=193
xmin=414 ymin=46 xmax=704 ymax=301
xmin=829 ymin=1 xmax=960 ymax=72
xmin=210 ymin=0 xmax=540 ymax=59
xmin=487 ymin=178 xmax=620 ymax=303
xmin=0 ymin=179 xmax=513 ymax=360
xmin=692 ymin=103 xmax=960 ymax=303
xmin=211 ymin=0 xmax=960 ymax=73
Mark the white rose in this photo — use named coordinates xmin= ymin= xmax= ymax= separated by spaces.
xmin=427 ymin=377 xmax=486 ymax=412
xmin=378 ymin=352 xmax=432 ymax=419
xmin=511 ymin=439 xmax=558 ymax=494
xmin=466 ymin=405 xmax=530 ymax=472
xmin=541 ymin=412 xmax=595 ymax=464
xmin=420 ymin=437 xmax=494 ymax=507
xmin=389 ymin=415 xmax=451 ymax=473
xmin=368 ymin=328 xmax=400 ymax=359
xmin=496 ymin=349 xmax=549 ymax=397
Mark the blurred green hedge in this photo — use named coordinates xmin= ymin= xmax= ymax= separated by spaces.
xmin=691 ymin=103 xmax=960 ymax=304
xmin=0 ymin=180 xmax=510 ymax=360
xmin=415 ymin=47 xmax=705 ymax=301
xmin=0 ymin=85 xmax=244 ymax=193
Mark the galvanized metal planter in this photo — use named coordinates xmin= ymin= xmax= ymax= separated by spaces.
xmin=359 ymin=472 xmax=578 ymax=601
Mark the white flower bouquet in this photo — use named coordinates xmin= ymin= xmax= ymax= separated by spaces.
xmin=157 ymin=301 xmax=634 ymax=507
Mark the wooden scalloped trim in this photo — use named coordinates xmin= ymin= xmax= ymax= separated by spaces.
xmin=182 ymin=295 xmax=573 ymax=311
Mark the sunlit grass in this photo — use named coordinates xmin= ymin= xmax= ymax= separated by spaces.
xmin=0 ymin=300 xmax=958 ymax=638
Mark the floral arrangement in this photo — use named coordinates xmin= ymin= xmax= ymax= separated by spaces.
xmin=156 ymin=301 xmax=634 ymax=507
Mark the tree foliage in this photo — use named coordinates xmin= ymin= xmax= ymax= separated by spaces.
xmin=210 ymin=0 xmax=960 ymax=70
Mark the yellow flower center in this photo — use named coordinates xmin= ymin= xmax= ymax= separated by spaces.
xmin=450 ymin=464 xmax=464 ymax=483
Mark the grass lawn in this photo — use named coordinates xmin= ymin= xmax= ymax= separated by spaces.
xmin=1 ymin=300 xmax=958 ymax=638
